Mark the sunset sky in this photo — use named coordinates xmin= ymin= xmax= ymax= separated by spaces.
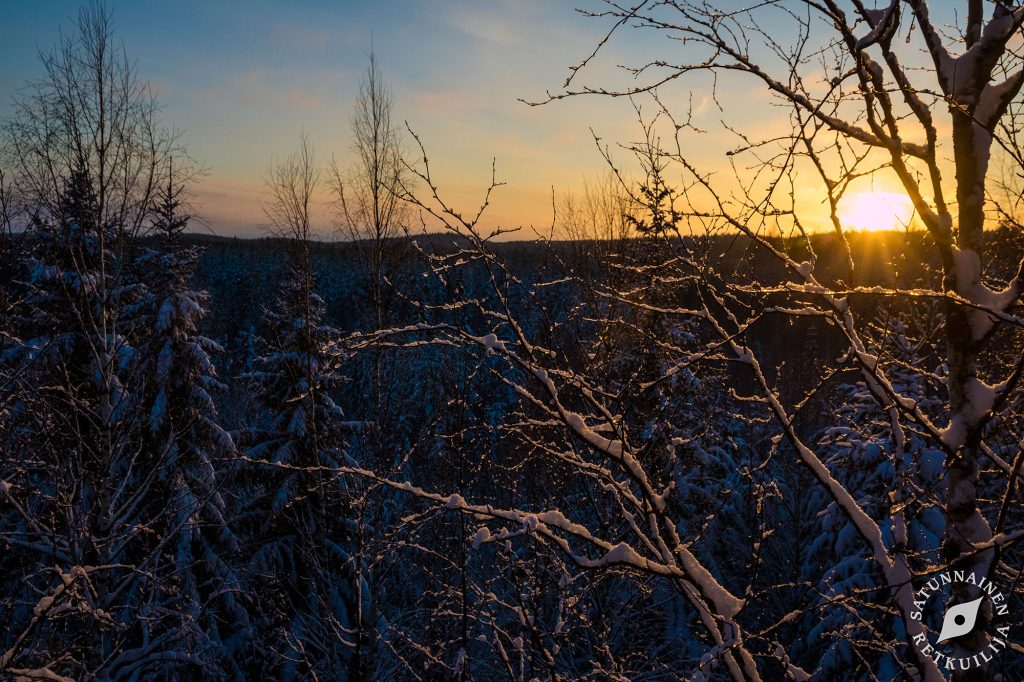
xmin=0 ymin=1 xmax=925 ymax=238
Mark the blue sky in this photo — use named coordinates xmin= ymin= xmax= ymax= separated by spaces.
xmin=3 ymin=1 xmax=887 ymax=237
xmin=1 ymin=1 xmax=663 ymax=236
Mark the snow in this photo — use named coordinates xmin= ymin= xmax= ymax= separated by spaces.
xmin=855 ymin=351 xmax=878 ymax=372
xmin=940 ymin=376 xmax=997 ymax=449
xmin=938 ymin=50 xmax=970 ymax=101
xmin=32 ymin=595 xmax=54 ymax=617
xmin=962 ymin=376 xmax=997 ymax=423
xmin=595 ymin=541 xmax=643 ymax=566
xmin=977 ymin=72 xmax=1023 ymax=125
xmin=856 ymin=3 xmax=897 ymax=50
xmin=863 ymin=8 xmax=887 ymax=23
xmin=8 ymin=667 xmax=75 ymax=682
xmin=471 ymin=526 xmax=491 ymax=549
xmin=951 ymin=247 xmax=1020 ymax=340
xmin=476 ymin=332 xmax=506 ymax=354
xmin=563 ymin=411 xmax=623 ymax=458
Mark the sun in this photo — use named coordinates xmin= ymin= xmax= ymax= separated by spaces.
xmin=837 ymin=191 xmax=914 ymax=232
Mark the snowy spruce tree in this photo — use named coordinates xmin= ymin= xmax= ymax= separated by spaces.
xmin=238 ymin=136 xmax=366 ymax=679
xmin=5 ymin=161 xmax=129 ymax=632
xmin=0 ymin=5 xmax=185 ymax=677
xmin=0 ymin=164 xmax=148 ymax=679
xmin=127 ymin=171 xmax=251 ymax=676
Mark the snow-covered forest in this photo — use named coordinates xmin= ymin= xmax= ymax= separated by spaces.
xmin=3 ymin=2 xmax=1024 ymax=680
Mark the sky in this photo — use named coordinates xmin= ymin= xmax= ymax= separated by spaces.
xmin=0 ymin=1 xmax=933 ymax=238
xmin=0 ymin=1 xmax=661 ymax=237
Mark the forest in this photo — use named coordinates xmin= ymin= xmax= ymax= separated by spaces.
xmin=2 ymin=2 xmax=1024 ymax=681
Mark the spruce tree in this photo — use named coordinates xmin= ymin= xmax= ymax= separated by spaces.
xmin=128 ymin=173 xmax=250 ymax=676
xmin=241 ymin=238 xmax=361 ymax=679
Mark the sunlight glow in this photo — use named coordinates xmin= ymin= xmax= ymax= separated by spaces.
xmin=837 ymin=191 xmax=915 ymax=232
